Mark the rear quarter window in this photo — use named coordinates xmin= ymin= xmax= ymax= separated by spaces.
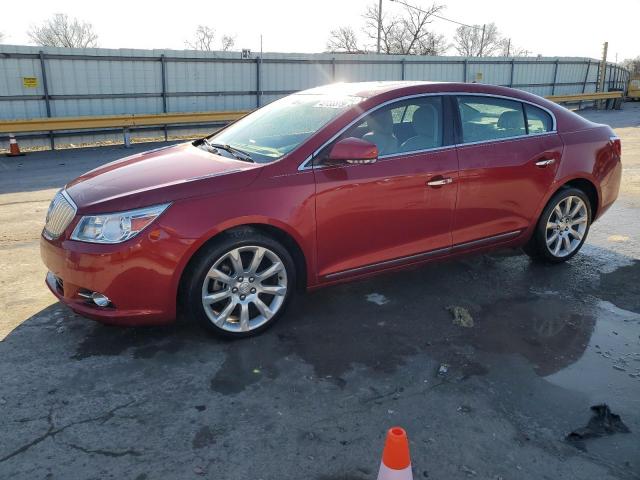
xmin=525 ymin=104 xmax=553 ymax=133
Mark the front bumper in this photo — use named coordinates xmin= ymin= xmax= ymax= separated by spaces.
xmin=40 ymin=232 xmax=183 ymax=326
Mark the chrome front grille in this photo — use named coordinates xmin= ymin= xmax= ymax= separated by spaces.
xmin=43 ymin=190 xmax=77 ymax=240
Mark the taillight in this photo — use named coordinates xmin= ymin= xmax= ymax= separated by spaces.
xmin=609 ymin=136 xmax=621 ymax=158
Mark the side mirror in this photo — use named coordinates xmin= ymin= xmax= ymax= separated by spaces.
xmin=328 ymin=137 xmax=378 ymax=165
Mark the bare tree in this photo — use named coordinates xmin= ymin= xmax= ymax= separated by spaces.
xmin=453 ymin=22 xmax=502 ymax=57
xmin=326 ymin=26 xmax=361 ymax=53
xmin=28 ymin=14 xmax=98 ymax=48
xmin=498 ymin=38 xmax=530 ymax=57
xmin=362 ymin=1 xmax=447 ymax=55
xmin=363 ymin=3 xmax=396 ymax=54
xmin=622 ymin=56 xmax=640 ymax=75
xmin=0 ymin=32 xmax=5 ymax=43
xmin=220 ymin=34 xmax=235 ymax=52
xmin=186 ymin=25 xmax=235 ymax=51
xmin=416 ymin=32 xmax=448 ymax=56
xmin=186 ymin=25 xmax=215 ymax=51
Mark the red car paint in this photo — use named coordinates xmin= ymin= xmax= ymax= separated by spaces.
xmin=41 ymin=82 xmax=622 ymax=326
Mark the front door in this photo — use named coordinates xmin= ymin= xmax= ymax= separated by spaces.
xmin=313 ymin=95 xmax=459 ymax=279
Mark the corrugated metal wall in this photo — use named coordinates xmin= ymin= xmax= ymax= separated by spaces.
xmin=0 ymin=45 xmax=630 ymax=149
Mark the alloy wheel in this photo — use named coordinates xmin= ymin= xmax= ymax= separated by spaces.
xmin=544 ymin=195 xmax=588 ymax=258
xmin=201 ymin=246 xmax=288 ymax=332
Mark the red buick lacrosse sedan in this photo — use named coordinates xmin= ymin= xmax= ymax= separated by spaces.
xmin=41 ymin=82 xmax=622 ymax=337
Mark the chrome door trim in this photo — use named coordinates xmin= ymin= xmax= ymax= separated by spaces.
xmin=427 ymin=177 xmax=454 ymax=186
xmin=535 ymin=159 xmax=556 ymax=167
xmin=298 ymin=91 xmax=558 ymax=171
xmin=324 ymin=246 xmax=451 ymax=280
xmin=323 ymin=229 xmax=522 ymax=280
xmin=450 ymin=230 xmax=522 ymax=252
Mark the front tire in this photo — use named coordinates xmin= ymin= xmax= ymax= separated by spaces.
xmin=524 ymin=187 xmax=592 ymax=263
xmin=182 ymin=228 xmax=296 ymax=338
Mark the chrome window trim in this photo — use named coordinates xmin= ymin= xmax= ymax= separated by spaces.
xmin=454 ymin=131 xmax=557 ymax=148
xmin=297 ymin=91 xmax=558 ymax=171
xmin=378 ymin=144 xmax=455 ymax=160
xmin=299 ymin=154 xmax=314 ymax=171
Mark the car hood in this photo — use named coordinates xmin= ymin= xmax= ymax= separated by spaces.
xmin=66 ymin=143 xmax=261 ymax=213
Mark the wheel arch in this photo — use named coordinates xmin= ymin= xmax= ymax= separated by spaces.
xmin=559 ymin=177 xmax=600 ymax=219
xmin=175 ymin=221 xmax=310 ymax=314
xmin=526 ymin=175 xmax=600 ymax=245
xmin=241 ymin=223 xmax=308 ymax=292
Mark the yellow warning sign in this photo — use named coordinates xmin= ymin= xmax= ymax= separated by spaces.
xmin=22 ymin=77 xmax=38 ymax=88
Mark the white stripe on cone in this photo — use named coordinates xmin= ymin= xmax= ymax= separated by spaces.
xmin=377 ymin=461 xmax=413 ymax=480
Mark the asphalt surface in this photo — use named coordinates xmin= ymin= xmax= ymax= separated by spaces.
xmin=1 ymin=104 xmax=639 ymax=480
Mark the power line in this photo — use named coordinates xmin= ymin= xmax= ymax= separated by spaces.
xmin=389 ymin=0 xmax=483 ymax=30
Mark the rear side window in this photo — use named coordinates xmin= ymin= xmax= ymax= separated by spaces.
xmin=525 ymin=104 xmax=553 ymax=133
xmin=457 ymin=96 xmax=526 ymax=143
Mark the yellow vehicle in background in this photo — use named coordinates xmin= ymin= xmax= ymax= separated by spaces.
xmin=628 ymin=76 xmax=640 ymax=100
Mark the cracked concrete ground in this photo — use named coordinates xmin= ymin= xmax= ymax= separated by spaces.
xmin=1 ymin=104 xmax=639 ymax=479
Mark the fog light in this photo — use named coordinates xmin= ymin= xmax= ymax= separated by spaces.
xmin=91 ymin=292 xmax=111 ymax=307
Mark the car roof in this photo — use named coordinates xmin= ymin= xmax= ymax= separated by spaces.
xmin=299 ymin=81 xmax=563 ymax=113
xmin=296 ymin=81 xmax=593 ymax=133
xmin=297 ymin=80 xmax=554 ymax=104
xmin=298 ymin=81 xmax=439 ymax=98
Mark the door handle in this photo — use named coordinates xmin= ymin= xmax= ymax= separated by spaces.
xmin=427 ymin=177 xmax=453 ymax=187
xmin=535 ymin=158 xmax=555 ymax=167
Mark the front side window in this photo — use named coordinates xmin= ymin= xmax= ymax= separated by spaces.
xmin=525 ymin=104 xmax=553 ymax=134
xmin=457 ymin=96 xmax=526 ymax=143
xmin=332 ymin=96 xmax=444 ymax=158
xmin=209 ymin=93 xmax=363 ymax=163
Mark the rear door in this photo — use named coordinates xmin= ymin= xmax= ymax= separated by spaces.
xmin=452 ymin=95 xmax=563 ymax=246
xmin=313 ymin=95 xmax=459 ymax=279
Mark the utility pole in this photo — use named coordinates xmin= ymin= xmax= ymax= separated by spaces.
xmin=597 ymin=41 xmax=608 ymax=109
xmin=506 ymin=38 xmax=511 ymax=57
xmin=478 ymin=24 xmax=486 ymax=57
xmin=377 ymin=0 xmax=383 ymax=54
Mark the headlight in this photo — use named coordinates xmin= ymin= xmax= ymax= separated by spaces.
xmin=71 ymin=203 xmax=170 ymax=244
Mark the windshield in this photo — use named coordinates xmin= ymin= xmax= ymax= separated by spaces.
xmin=208 ymin=93 xmax=364 ymax=164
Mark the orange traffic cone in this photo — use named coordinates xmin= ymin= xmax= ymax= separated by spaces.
xmin=6 ymin=134 xmax=25 ymax=157
xmin=377 ymin=427 xmax=413 ymax=480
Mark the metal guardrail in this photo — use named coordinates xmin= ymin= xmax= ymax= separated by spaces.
xmin=0 ymin=111 xmax=249 ymax=134
xmin=0 ymin=91 xmax=626 ymax=150
xmin=546 ymin=91 xmax=623 ymax=103
xmin=0 ymin=91 xmax=624 ymax=133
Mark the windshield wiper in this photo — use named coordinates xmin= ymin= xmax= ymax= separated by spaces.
xmin=202 ymin=139 xmax=254 ymax=163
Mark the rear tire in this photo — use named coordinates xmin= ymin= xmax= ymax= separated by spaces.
xmin=182 ymin=228 xmax=296 ymax=338
xmin=524 ymin=187 xmax=592 ymax=264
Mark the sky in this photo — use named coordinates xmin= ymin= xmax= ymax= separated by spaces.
xmin=1 ymin=0 xmax=637 ymax=61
